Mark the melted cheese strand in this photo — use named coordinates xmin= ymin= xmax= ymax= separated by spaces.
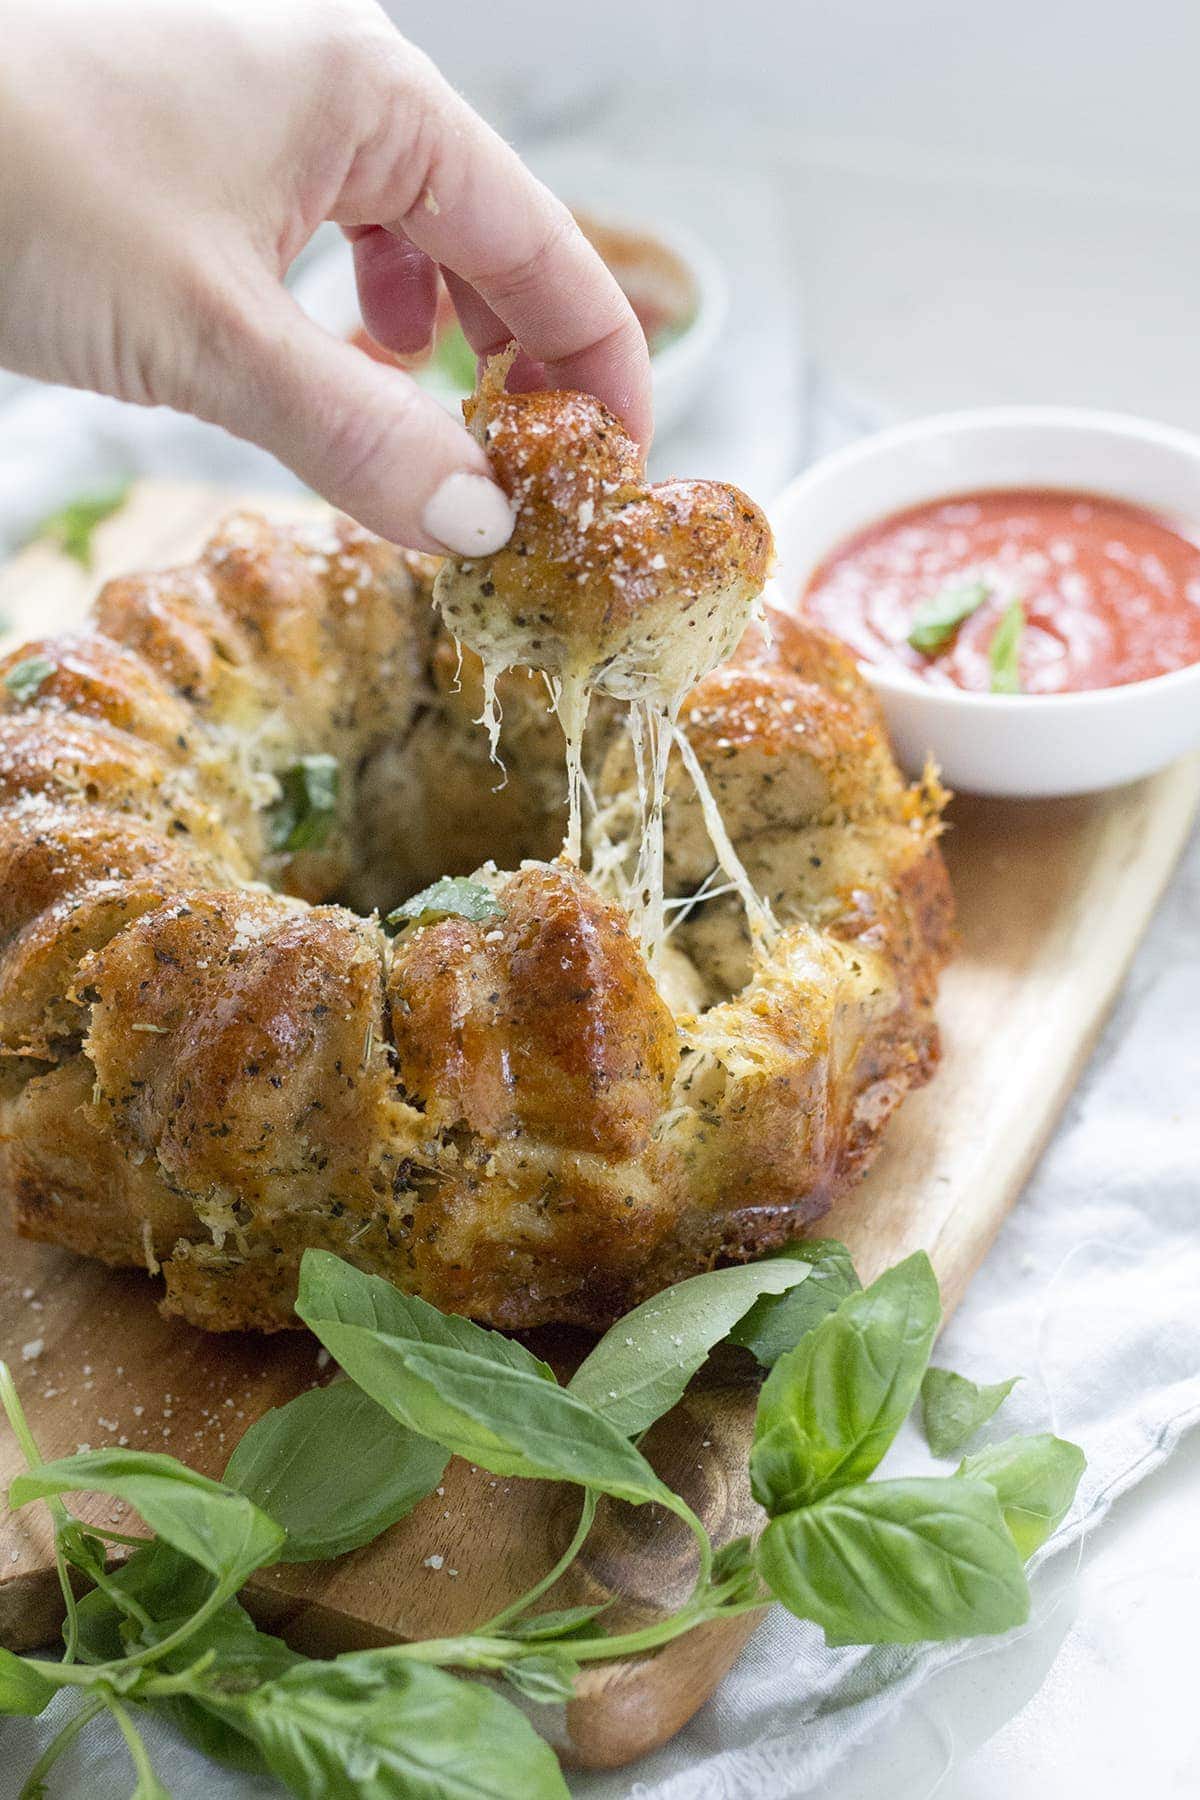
xmin=476 ymin=655 xmax=509 ymax=788
xmin=628 ymin=697 xmax=677 ymax=968
xmin=672 ymin=723 xmax=778 ymax=949
xmin=550 ymin=667 xmax=591 ymax=864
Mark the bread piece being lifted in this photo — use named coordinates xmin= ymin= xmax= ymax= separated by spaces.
xmin=434 ymin=354 xmax=772 ymax=889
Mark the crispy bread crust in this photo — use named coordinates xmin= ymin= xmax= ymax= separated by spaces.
xmin=0 ymin=411 xmax=951 ymax=1333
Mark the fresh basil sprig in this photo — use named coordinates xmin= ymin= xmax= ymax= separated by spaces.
xmin=0 ymin=1241 xmax=1086 ymax=1795
xmin=0 ymin=1646 xmax=57 ymax=1717
xmin=957 ymin=1433 xmax=1086 ymax=1558
xmin=750 ymin=1253 xmax=940 ymax=1514
xmin=296 ymin=1251 xmax=550 ymax=1376
xmin=234 ymin=1653 xmax=568 ymax=1799
xmin=757 ymin=1476 xmax=1030 ymax=1644
xmin=920 ymin=1367 xmax=1019 ymax=1459
xmin=10 ymin=1449 xmax=285 ymax=1590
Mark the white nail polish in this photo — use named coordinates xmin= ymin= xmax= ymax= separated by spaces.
xmin=423 ymin=472 xmax=515 ymax=556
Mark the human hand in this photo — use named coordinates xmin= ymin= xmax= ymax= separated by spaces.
xmin=0 ymin=0 xmax=652 ymax=554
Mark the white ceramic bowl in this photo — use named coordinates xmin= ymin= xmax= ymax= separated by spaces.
xmin=291 ymin=211 xmax=726 ymax=443
xmin=768 ymin=408 xmax=1200 ymax=797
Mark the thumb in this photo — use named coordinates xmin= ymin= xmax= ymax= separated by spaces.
xmin=208 ymin=288 xmax=514 ymax=557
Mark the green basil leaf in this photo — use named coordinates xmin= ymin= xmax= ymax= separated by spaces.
xmin=429 ymin=322 xmax=481 ymax=393
xmin=3 ymin=655 xmax=56 ymax=704
xmin=75 ymin=1539 xmax=216 ymax=1664
xmin=502 ymin=1603 xmax=610 ymax=1643
xmin=158 ymin=1692 xmax=273 ymax=1778
xmin=297 ymin=1251 xmax=552 ymax=1381
xmin=988 ymin=598 xmax=1025 ymax=693
xmin=269 ymin=754 xmax=340 ymax=853
xmin=299 ymin=1323 xmax=678 ymax=1510
xmin=957 ymin=1433 xmax=1086 ymax=1559
xmin=907 ymin=578 xmax=990 ymax=654
xmin=385 ymin=876 xmax=506 ymax=932
xmin=757 ymin=1476 xmax=1029 ymax=1645
xmin=224 ymin=1381 xmax=448 ymax=1563
xmin=25 ymin=481 xmax=131 ymax=567
xmin=76 ymin=1545 xmax=300 ymax=1773
xmin=242 ymin=1653 xmax=569 ymax=1798
xmin=155 ymin=1605 xmax=303 ymax=1776
xmin=567 ymin=1259 xmax=811 ymax=1436
xmin=9 ymin=1450 xmax=285 ymax=1586
xmin=750 ymin=1252 xmax=940 ymax=1515
xmin=0 ymin=1645 xmax=59 ymax=1716
xmin=707 ymin=1533 xmax=765 ymax=1607
xmin=501 ymin=1650 xmax=580 ymax=1704
xmin=728 ymin=1240 xmax=861 ymax=1368
xmin=920 ymin=1367 xmax=1019 ymax=1458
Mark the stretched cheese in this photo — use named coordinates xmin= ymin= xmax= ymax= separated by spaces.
xmin=433 ymin=361 xmax=774 ymax=952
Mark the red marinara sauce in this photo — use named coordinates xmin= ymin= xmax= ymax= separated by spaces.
xmin=800 ymin=490 xmax=1200 ymax=694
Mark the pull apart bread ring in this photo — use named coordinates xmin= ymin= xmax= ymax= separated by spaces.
xmin=0 ymin=372 xmax=952 ymax=1332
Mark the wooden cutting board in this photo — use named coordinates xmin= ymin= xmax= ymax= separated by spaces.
xmin=0 ymin=482 xmax=1196 ymax=1771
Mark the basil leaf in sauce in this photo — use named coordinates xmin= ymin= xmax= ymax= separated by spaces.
xmin=920 ymin=1367 xmax=1019 ymax=1459
xmin=988 ymin=598 xmax=1026 ymax=693
xmin=386 ymin=876 xmax=506 ymax=931
xmin=269 ymin=754 xmax=340 ymax=853
xmin=907 ymin=578 xmax=990 ymax=654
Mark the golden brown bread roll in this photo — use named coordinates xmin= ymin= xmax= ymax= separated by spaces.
xmin=0 ymin=395 xmax=951 ymax=1333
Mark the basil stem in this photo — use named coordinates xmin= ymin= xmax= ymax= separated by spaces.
xmin=0 ymin=1361 xmax=82 ymax=1664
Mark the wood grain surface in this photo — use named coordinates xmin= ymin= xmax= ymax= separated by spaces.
xmin=0 ymin=482 xmax=1195 ymax=1770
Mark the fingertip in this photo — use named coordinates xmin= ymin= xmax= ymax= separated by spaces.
xmin=423 ymin=470 xmax=515 ymax=556
xmin=352 ymin=227 xmax=440 ymax=357
xmin=229 ymin=298 xmax=513 ymax=556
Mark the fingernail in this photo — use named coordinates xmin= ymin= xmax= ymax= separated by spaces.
xmin=423 ymin=472 xmax=515 ymax=556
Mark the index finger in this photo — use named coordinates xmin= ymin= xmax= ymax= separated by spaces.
xmin=335 ymin=46 xmax=654 ymax=448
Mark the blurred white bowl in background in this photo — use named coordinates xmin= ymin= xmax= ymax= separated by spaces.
xmin=292 ymin=208 xmax=727 ymax=442
xmin=768 ymin=407 xmax=1200 ymax=798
